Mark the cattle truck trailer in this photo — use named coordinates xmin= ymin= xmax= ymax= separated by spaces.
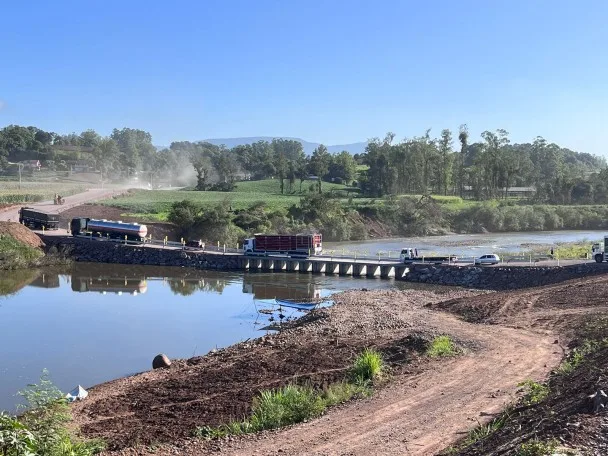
xmin=243 ymin=234 xmax=322 ymax=257
xmin=18 ymin=207 xmax=60 ymax=230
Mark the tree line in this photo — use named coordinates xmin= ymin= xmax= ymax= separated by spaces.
xmin=362 ymin=128 xmax=606 ymax=204
xmin=1 ymin=123 xmax=606 ymax=204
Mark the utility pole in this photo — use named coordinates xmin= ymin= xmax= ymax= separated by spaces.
xmin=18 ymin=163 xmax=23 ymax=189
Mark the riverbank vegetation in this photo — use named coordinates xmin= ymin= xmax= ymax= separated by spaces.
xmin=0 ymin=235 xmax=43 ymax=270
xmin=0 ymin=223 xmax=69 ymax=270
xmin=0 ymin=371 xmax=104 ymax=456
xmin=107 ymin=187 xmax=608 ymax=244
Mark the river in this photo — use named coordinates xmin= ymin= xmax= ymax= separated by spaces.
xmin=0 ymin=263 xmax=404 ymax=412
xmin=326 ymin=230 xmax=605 ymax=257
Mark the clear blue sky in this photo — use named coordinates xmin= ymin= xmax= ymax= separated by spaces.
xmin=1 ymin=0 xmax=607 ymax=154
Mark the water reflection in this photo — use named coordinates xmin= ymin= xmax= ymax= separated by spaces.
xmin=3 ymin=265 xmax=325 ymax=301
xmin=0 ymin=263 xmax=396 ymax=412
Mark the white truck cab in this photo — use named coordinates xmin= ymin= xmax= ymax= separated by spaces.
xmin=592 ymin=237 xmax=608 ymax=263
xmin=400 ymin=248 xmax=415 ymax=262
xmin=243 ymin=238 xmax=255 ymax=254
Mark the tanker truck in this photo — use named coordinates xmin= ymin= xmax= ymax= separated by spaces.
xmin=70 ymin=218 xmax=148 ymax=242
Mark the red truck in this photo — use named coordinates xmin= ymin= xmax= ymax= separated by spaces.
xmin=243 ymin=234 xmax=322 ymax=257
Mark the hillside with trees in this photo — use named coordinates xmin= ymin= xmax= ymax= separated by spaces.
xmin=1 ymin=124 xmax=606 ymax=205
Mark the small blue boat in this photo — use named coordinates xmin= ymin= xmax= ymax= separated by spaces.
xmin=275 ymin=298 xmax=320 ymax=310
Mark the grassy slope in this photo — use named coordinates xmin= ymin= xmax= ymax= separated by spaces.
xmin=0 ymin=235 xmax=44 ymax=269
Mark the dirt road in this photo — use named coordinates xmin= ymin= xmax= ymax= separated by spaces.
xmin=0 ymin=188 xmax=122 ymax=224
xmin=207 ymin=312 xmax=560 ymax=456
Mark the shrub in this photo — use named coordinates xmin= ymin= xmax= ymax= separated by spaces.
xmin=426 ymin=336 xmax=457 ymax=357
xmin=0 ymin=371 xmax=105 ymax=456
xmin=250 ymin=384 xmax=326 ymax=430
xmin=516 ymin=439 xmax=558 ymax=456
xmin=0 ymin=412 xmax=36 ymax=456
xmin=351 ymin=349 xmax=384 ymax=384
xmin=517 ymin=380 xmax=549 ymax=406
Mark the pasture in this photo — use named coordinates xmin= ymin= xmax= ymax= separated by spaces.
xmin=99 ymin=179 xmax=353 ymax=220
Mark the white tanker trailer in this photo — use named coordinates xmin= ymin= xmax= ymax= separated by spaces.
xmin=71 ymin=217 xmax=148 ymax=241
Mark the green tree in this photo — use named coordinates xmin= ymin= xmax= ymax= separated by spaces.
xmin=309 ymin=144 xmax=331 ymax=193
xmin=328 ymin=150 xmax=357 ymax=184
xmin=457 ymin=124 xmax=468 ymax=197
xmin=438 ymin=129 xmax=453 ymax=195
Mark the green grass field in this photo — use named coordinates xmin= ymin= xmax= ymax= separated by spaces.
xmin=100 ymin=179 xmax=352 ymax=220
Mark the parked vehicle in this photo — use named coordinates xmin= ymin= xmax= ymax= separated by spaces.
xmin=185 ymin=240 xmax=204 ymax=248
xmin=18 ymin=207 xmax=60 ymax=230
xmin=243 ymin=234 xmax=322 ymax=257
xmin=70 ymin=217 xmax=147 ymax=241
xmin=474 ymin=254 xmax=501 ymax=265
xmin=400 ymin=248 xmax=457 ymax=264
xmin=592 ymin=239 xmax=608 ymax=263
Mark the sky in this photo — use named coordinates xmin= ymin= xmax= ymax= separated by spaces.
xmin=1 ymin=0 xmax=608 ymax=154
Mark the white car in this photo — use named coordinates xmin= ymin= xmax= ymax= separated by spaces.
xmin=474 ymin=254 xmax=500 ymax=265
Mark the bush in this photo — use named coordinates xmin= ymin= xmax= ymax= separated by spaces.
xmin=0 ymin=371 xmax=105 ymax=456
xmin=426 ymin=336 xmax=457 ymax=357
xmin=208 ymin=182 xmax=236 ymax=192
xmin=517 ymin=380 xmax=549 ymax=406
xmin=0 ymin=413 xmax=36 ymax=456
xmin=516 ymin=439 xmax=558 ymax=456
xmin=351 ymin=349 xmax=384 ymax=384
xmin=250 ymin=384 xmax=326 ymax=430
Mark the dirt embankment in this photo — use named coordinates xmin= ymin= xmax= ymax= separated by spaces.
xmin=71 ymin=282 xmax=568 ymax=456
xmin=0 ymin=221 xmax=44 ymax=248
xmin=430 ymin=276 xmax=608 ymax=455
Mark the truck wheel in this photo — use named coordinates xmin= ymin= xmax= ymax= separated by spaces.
xmin=595 ymin=254 xmax=604 ymax=263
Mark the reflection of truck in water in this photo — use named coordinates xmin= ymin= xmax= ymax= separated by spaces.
xmin=70 ymin=218 xmax=148 ymax=241
xmin=242 ymin=274 xmax=321 ymax=300
xmin=29 ymin=273 xmax=60 ymax=288
xmin=400 ymin=248 xmax=457 ymax=264
xmin=18 ymin=207 xmax=60 ymax=230
xmin=243 ymin=234 xmax=322 ymax=257
xmin=71 ymin=278 xmax=148 ymax=295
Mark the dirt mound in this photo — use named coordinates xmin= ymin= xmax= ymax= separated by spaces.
xmin=0 ymin=222 xmax=44 ymax=248
xmin=429 ymin=275 xmax=608 ymax=328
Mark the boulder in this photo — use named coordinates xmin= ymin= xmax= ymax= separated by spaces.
xmin=152 ymin=353 xmax=171 ymax=369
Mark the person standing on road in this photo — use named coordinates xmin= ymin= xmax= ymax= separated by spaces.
xmin=550 ymin=247 xmax=554 ymax=259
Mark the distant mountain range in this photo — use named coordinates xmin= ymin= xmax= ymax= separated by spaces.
xmin=156 ymin=137 xmax=368 ymax=155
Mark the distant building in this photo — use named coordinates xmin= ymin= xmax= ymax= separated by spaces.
xmin=69 ymin=160 xmax=94 ymax=173
xmin=463 ymin=186 xmax=536 ymax=198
